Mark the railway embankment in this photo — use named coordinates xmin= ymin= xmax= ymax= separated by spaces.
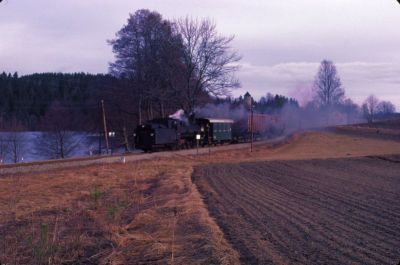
xmin=0 ymin=135 xmax=288 ymax=175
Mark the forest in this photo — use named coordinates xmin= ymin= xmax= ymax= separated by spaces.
xmin=0 ymin=71 xmax=299 ymax=131
xmin=0 ymin=72 xmax=114 ymax=130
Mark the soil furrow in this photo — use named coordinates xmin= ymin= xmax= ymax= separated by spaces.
xmin=194 ymin=156 xmax=400 ymax=265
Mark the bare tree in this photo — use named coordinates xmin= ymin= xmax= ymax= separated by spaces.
xmin=313 ymin=60 xmax=345 ymax=107
xmin=174 ymin=17 xmax=241 ymax=113
xmin=35 ymin=102 xmax=82 ymax=159
xmin=7 ymin=118 xmax=27 ymax=163
xmin=377 ymin=100 xmax=396 ymax=116
xmin=0 ymin=134 xmax=9 ymax=163
xmin=362 ymin=94 xmax=379 ymax=123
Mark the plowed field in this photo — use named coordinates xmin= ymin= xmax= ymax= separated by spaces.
xmin=194 ymin=156 xmax=400 ymax=265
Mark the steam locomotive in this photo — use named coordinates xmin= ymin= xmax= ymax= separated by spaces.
xmin=134 ymin=117 xmax=234 ymax=151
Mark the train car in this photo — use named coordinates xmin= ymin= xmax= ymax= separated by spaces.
xmin=232 ymin=118 xmax=249 ymax=143
xmin=248 ymin=113 xmax=283 ymax=137
xmin=196 ymin=118 xmax=234 ymax=145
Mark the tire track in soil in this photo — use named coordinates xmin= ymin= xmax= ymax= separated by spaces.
xmin=205 ymin=166 xmax=384 ymax=265
xmin=245 ymin=161 xmax=398 ymax=262
xmin=205 ymin=169 xmax=305 ymax=263
xmin=228 ymin=165 xmax=395 ymax=264
xmin=194 ymin=156 xmax=400 ymax=265
xmin=241 ymin=162 xmax=400 ymax=239
xmin=246 ymin=161 xmax=400 ymax=229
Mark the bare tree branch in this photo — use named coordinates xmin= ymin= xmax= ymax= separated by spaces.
xmin=175 ymin=17 xmax=241 ymax=113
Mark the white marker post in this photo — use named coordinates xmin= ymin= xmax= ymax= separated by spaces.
xmin=196 ymin=134 xmax=201 ymax=155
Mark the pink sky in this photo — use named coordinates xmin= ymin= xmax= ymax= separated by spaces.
xmin=1 ymin=0 xmax=399 ymax=108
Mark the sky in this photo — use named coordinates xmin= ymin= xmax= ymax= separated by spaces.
xmin=1 ymin=0 xmax=400 ymax=108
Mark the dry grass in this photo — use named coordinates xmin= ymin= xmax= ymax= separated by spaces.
xmin=0 ymin=156 xmax=240 ymax=264
xmin=191 ymin=131 xmax=400 ymax=163
xmin=1 ymin=130 xmax=400 ymax=264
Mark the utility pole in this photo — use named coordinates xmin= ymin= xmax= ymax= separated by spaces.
xmin=101 ymin=99 xmax=109 ymax=154
xmin=250 ymin=99 xmax=254 ymax=153
xmin=196 ymin=134 xmax=200 ymax=155
xmin=208 ymin=124 xmax=211 ymax=156
xmin=98 ymin=103 xmax=101 ymax=155
xmin=245 ymin=92 xmax=254 ymax=153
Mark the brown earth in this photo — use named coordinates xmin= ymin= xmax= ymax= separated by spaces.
xmin=193 ymin=156 xmax=400 ymax=265
xmin=1 ymin=127 xmax=400 ymax=264
xmin=330 ymin=118 xmax=400 ymax=142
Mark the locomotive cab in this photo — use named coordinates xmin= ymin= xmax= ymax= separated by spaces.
xmin=134 ymin=119 xmax=179 ymax=151
xmin=134 ymin=118 xmax=197 ymax=151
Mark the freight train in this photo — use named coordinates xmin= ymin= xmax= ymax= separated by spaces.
xmin=134 ymin=114 xmax=282 ymax=152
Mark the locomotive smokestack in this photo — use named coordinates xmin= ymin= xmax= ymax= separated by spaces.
xmin=169 ymin=109 xmax=185 ymax=120
xmin=169 ymin=109 xmax=188 ymax=123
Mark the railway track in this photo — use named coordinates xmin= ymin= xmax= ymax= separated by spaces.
xmin=0 ymin=136 xmax=287 ymax=175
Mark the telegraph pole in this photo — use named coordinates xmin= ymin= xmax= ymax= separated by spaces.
xmin=250 ymin=98 xmax=254 ymax=153
xmin=208 ymin=124 xmax=211 ymax=156
xmin=101 ymin=99 xmax=109 ymax=154
xmin=196 ymin=134 xmax=200 ymax=155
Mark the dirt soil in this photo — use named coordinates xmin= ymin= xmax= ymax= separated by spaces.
xmin=1 ymin=128 xmax=400 ymax=264
xmin=330 ymin=118 xmax=400 ymax=142
xmin=193 ymin=156 xmax=400 ymax=265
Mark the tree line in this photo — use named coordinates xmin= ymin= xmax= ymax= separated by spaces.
xmin=310 ymin=59 xmax=396 ymax=123
xmin=0 ymin=71 xmax=118 ymax=130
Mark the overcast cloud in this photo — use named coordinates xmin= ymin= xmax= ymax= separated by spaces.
xmin=1 ymin=0 xmax=399 ymax=108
